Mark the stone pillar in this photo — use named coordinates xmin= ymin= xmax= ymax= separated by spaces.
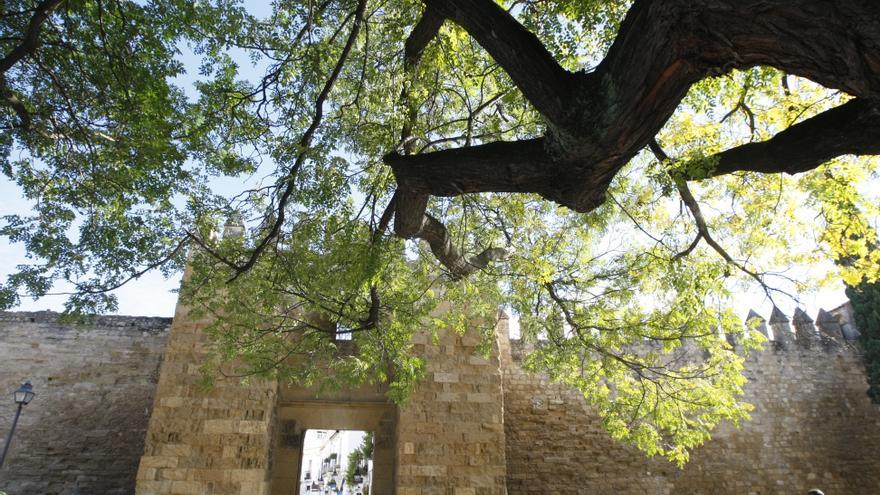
xmin=725 ymin=330 xmax=739 ymax=348
xmin=396 ymin=323 xmax=507 ymax=495
xmin=792 ymin=308 xmax=821 ymax=348
xmin=223 ymin=211 xmax=245 ymax=238
xmin=135 ymin=279 xmax=277 ymax=494
xmin=746 ymin=309 xmax=769 ymax=340
xmin=833 ymin=303 xmax=862 ymax=341
xmin=816 ymin=308 xmax=844 ymax=344
xmin=769 ymin=306 xmax=794 ymax=348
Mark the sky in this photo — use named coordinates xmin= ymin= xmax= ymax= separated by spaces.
xmin=0 ymin=2 xmax=274 ymax=317
xmin=0 ymin=177 xmax=183 ymax=316
xmin=0 ymin=1 xmax=854 ymax=320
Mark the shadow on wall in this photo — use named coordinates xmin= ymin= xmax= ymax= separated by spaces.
xmin=0 ymin=311 xmax=171 ymax=495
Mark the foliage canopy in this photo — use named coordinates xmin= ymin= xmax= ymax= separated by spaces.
xmin=2 ymin=0 xmax=879 ymax=464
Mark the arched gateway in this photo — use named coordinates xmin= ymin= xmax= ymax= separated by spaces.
xmin=271 ymin=389 xmax=397 ymax=493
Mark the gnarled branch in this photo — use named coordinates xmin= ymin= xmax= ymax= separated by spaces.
xmin=0 ymin=0 xmax=65 ymax=75
xmin=390 ymin=6 xmax=507 ymax=278
xmin=391 ymin=0 xmax=880 ymax=214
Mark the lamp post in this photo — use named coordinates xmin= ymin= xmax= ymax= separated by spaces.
xmin=0 ymin=381 xmax=35 ymax=469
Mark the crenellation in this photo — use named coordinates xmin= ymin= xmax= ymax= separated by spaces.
xmin=747 ymin=308 xmax=770 ymax=340
xmin=830 ymin=302 xmax=862 ymax=341
xmin=222 ymin=211 xmax=245 ymax=239
xmin=502 ymin=323 xmax=880 ymax=494
xmin=817 ymin=308 xmax=845 ymax=342
xmin=769 ymin=305 xmax=795 ymax=348
xmin=793 ymin=307 xmax=823 ymax=348
xmin=725 ymin=329 xmax=739 ymax=348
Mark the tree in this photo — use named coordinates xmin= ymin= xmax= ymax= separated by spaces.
xmin=1 ymin=0 xmax=879 ymax=464
xmin=848 ymin=281 xmax=880 ymax=402
xmin=345 ymin=432 xmax=373 ymax=487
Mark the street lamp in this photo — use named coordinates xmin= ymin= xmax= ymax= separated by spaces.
xmin=0 ymin=381 xmax=35 ymax=469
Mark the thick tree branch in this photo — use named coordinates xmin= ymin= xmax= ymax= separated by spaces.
xmin=549 ymin=0 xmax=880 ymax=210
xmin=388 ymin=138 xmax=556 ymax=196
xmin=0 ymin=0 xmax=65 ymax=130
xmin=0 ymin=0 xmax=64 ymax=75
xmin=0 ymin=79 xmax=31 ymax=129
xmin=697 ymin=99 xmax=880 ymax=179
xmin=390 ymin=0 xmax=880 ymax=214
xmin=390 ymin=6 xmax=506 ymax=278
xmin=404 ymin=6 xmax=444 ymax=67
xmin=411 ymin=212 xmax=506 ymax=280
xmin=393 ymin=189 xmax=428 ymax=238
xmin=398 ymin=5 xmax=444 ymax=155
xmin=422 ymin=0 xmax=577 ymax=127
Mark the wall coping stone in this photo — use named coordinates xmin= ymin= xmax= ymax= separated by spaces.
xmin=0 ymin=310 xmax=172 ymax=333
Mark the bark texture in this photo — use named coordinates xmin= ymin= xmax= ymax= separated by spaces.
xmin=387 ymin=0 xmax=880 ymax=213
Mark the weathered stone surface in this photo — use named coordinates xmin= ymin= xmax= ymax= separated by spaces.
xmin=793 ymin=307 xmax=822 ymax=347
xmin=134 ymin=301 xmax=276 ymax=495
xmin=501 ymin=312 xmax=880 ymax=495
xmin=0 ymin=311 xmax=171 ymax=495
xmin=2 ymin=302 xmax=880 ymax=495
xmin=396 ymin=322 xmax=508 ymax=495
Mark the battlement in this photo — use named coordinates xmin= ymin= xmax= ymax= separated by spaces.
xmin=738 ymin=302 xmax=859 ymax=348
xmin=503 ymin=302 xmax=863 ymax=366
xmin=500 ymin=300 xmax=880 ymax=495
xmin=1 ymin=296 xmax=878 ymax=495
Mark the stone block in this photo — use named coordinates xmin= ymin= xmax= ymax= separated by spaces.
xmin=169 ymin=480 xmax=203 ymax=494
xmin=229 ymin=469 xmax=265 ymax=483
xmin=203 ymin=419 xmax=235 ymax=434
xmin=412 ymin=465 xmax=448 ymax=477
xmin=434 ymin=372 xmax=460 ymax=383
xmin=140 ymin=456 xmax=179 ymax=469
xmin=237 ymin=420 xmax=268 ymax=434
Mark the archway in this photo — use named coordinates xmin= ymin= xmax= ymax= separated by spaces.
xmin=270 ymin=396 xmax=396 ymax=495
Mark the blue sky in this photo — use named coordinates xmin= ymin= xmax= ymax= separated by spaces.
xmin=0 ymin=2 xmax=273 ymax=316
xmin=0 ymin=176 xmax=183 ymax=316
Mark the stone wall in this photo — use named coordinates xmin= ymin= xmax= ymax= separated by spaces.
xmin=135 ymin=303 xmax=510 ymax=495
xmin=135 ymin=299 xmax=277 ymax=495
xmin=395 ymin=324 xmax=508 ymax=495
xmin=4 ymin=301 xmax=880 ymax=495
xmin=501 ymin=308 xmax=880 ymax=495
xmin=0 ymin=311 xmax=171 ymax=495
